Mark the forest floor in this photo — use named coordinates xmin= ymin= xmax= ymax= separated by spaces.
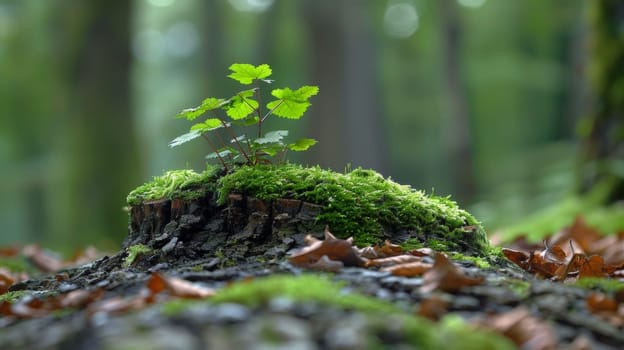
xmin=1 ymin=202 xmax=624 ymax=349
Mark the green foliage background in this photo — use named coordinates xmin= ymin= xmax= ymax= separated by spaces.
xmin=0 ymin=0 xmax=604 ymax=252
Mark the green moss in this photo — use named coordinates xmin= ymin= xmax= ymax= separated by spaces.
xmin=449 ymin=252 xmax=491 ymax=269
xmin=161 ymin=274 xmax=513 ymax=349
xmin=0 ymin=290 xmax=30 ymax=303
xmin=126 ymin=164 xmax=490 ymax=254
xmin=126 ymin=166 xmax=221 ymax=206
xmin=123 ymin=244 xmax=152 ymax=267
xmin=219 ymin=164 xmax=489 ymax=253
xmin=575 ymin=277 xmax=624 ymax=294
xmin=399 ymin=238 xmax=424 ymax=251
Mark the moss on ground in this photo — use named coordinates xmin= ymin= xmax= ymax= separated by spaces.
xmin=162 ymin=274 xmax=513 ymax=349
xmin=575 ymin=277 xmax=624 ymax=294
xmin=123 ymin=244 xmax=153 ymax=267
xmin=126 ymin=167 xmax=221 ymax=206
xmin=127 ymin=164 xmax=490 ymax=254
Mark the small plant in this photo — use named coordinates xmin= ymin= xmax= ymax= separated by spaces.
xmin=170 ymin=63 xmax=319 ymax=170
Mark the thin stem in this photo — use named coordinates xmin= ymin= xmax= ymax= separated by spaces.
xmin=201 ymin=133 xmax=227 ymax=171
xmin=219 ymin=119 xmax=252 ymax=165
xmin=254 ymin=80 xmax=263 ymax=138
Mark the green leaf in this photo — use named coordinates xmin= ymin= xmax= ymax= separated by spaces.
xmin=231 ymin=116 xmax=259 ymax=126
xmin=176 ymin=97 xmax=227 ymax=120
xmin=190 ymin=118 xmax=224 ymax=132
xmin=228 ymin=63 xmax=272 ymax=85
xmin=226 ymin=89 xmax=258 ymax=120
xmin=169 ymin=130 xmax=202 ymax=148
xmin=288 ymin=138 xmax=317 ymax=151
xmin=206 ymin=147 xmax=237 ymax=160
xmin=257 ymin=143 xmax=284 ymax=156
xmin=254 ymin=130 xmax=288 ymax=145
xmin=267 ymin=85 xmax=319 ymax=119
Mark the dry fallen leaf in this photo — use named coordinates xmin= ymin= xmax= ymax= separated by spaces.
xmin=417 ymin=295 xmax=449 ymax=321
xmin=22 ymin=245 xmax=64 ymax=273
xmin=366 ymin=254 xmax=423 ymax=268
xmin=289 ymin=226 xmax=366 ymax=268
xmin=147 ymin=272 xmax=215 ymax=299
xmin=475 ymin=307 xmax=557 ymax=350
xmin=420 ymin=253 xmax=484 ymax=293
xmin=381 ymin=261 xmax=432 ymax=277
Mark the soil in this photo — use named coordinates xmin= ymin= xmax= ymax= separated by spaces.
xmin=1 ymin=194 xmax=623 ymax=349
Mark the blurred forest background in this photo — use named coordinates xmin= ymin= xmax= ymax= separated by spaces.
xmin=1 ymin=0 xmax=622 ymax=252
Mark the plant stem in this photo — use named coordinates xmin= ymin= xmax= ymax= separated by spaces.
xmin=254 ymin=81 xmax=263 ymax=138
xmin=219 ymin=119 xmax=252 ymax=165
xmin=201 ymin=134 xmax=228 ymax=170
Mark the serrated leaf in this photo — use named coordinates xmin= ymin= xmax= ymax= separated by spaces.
xmin=227 ymin=63 xmax=272 ymax=85
xmin=190 ymin=118 xmax=224 ymax=132
xmin=288 ymin=138 xmax=317 ymax=151
xmin=267 ymin=85 xmax=319 ymax=119
xmin=231 ymin=116 xmax=259 ymax=126
xmin=254 ymin=130 xmax=288 ymax=144
xmin=206 ymin=148 xmax=236 ymax=160
xmin=169 ymin=130 xmax=202 ymax=148
xmin=201 ymin=97 xmax=228 ymax=110
xmin=176 ymin=97 xmax=227 ymax=121
xmin=257 ymin=143 xmax=284 ymax=156
xmin=226 ymin=89 xmax=258 ymax=120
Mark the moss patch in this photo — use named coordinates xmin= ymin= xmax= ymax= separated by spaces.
xmin=162 ymin=274 xmax=513 ymax=349
xmin=126 ymin=167 xmax=221 ymax=206
xmin=575 ymin=277 xmax=624 ymax=294
xmin=127 ymin=164 xmax=489 ymax=255
xmin=219 ymin=164 xmax=488 ymax=252
xmin=123 ymin=244 xmax=153 ymax=267
xmin=0 ymin=290 xmax=30 ymax=303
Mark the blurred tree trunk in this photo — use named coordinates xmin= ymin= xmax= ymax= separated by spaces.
xmin=438 ymin=0 xmax=475 ymax=203
xmin=301 ymin=0 xmax=386 ymax=172
xmin=52 ymin=0 xmax=141 ymax=247
xmin=582 ymin=0 xmax=624 ymax=201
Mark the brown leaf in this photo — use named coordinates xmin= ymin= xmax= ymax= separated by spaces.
xmin=358 ymin=240 xmax=404 ymax=259
xmin=502 ymin=247 xmax=530 ymax=270
xmin=305 ymin=255 xmax=344 ymax=272
xmin=420 ymin=253 xmax=484 ymax=293
xmin=148 ymin=272 xmax=215 ymax=299
xmin=417 ymin=295 xmax=449 ymax=321
xmin=586 ymin=292 xmax=618 ymax=313
xmin=0 ymin=268 xmax=15 ymax=295
xmin=59 ymin=289 xmax=105 ymax=308
xmin=289 ymin=226 xmax=365 ymax=267
xmin=22 ymin=245 xmax=64 ymax=273
xmin=366 ymin=254 xmax=423 ymax=268
xmin=475 ymin=307 xmax=557 ymax=350
xmin=409 ymin=247 xmax=435 ymax=257
xmin=381 ymin=261 xmax=433 ymax=277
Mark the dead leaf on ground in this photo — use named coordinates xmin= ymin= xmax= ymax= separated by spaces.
xmin=420 ymin=253 xmax=484 ymax=293
xmin=147 ymin=272 xmax=215 ymax=299
xmin=381 ymin=261 xmax=432 ymax=277
xmin=366 ymin=254 xmax=423 ymax=268
xmin=289 ymin=226 xmax=366 ymax=268
xmin=358 ymin=240 xmax=404 ymax=259
xmin=475 ymin=307 xmax=557 ymax=350
xmin=417 ymin=295 xmax=449 ymax=321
